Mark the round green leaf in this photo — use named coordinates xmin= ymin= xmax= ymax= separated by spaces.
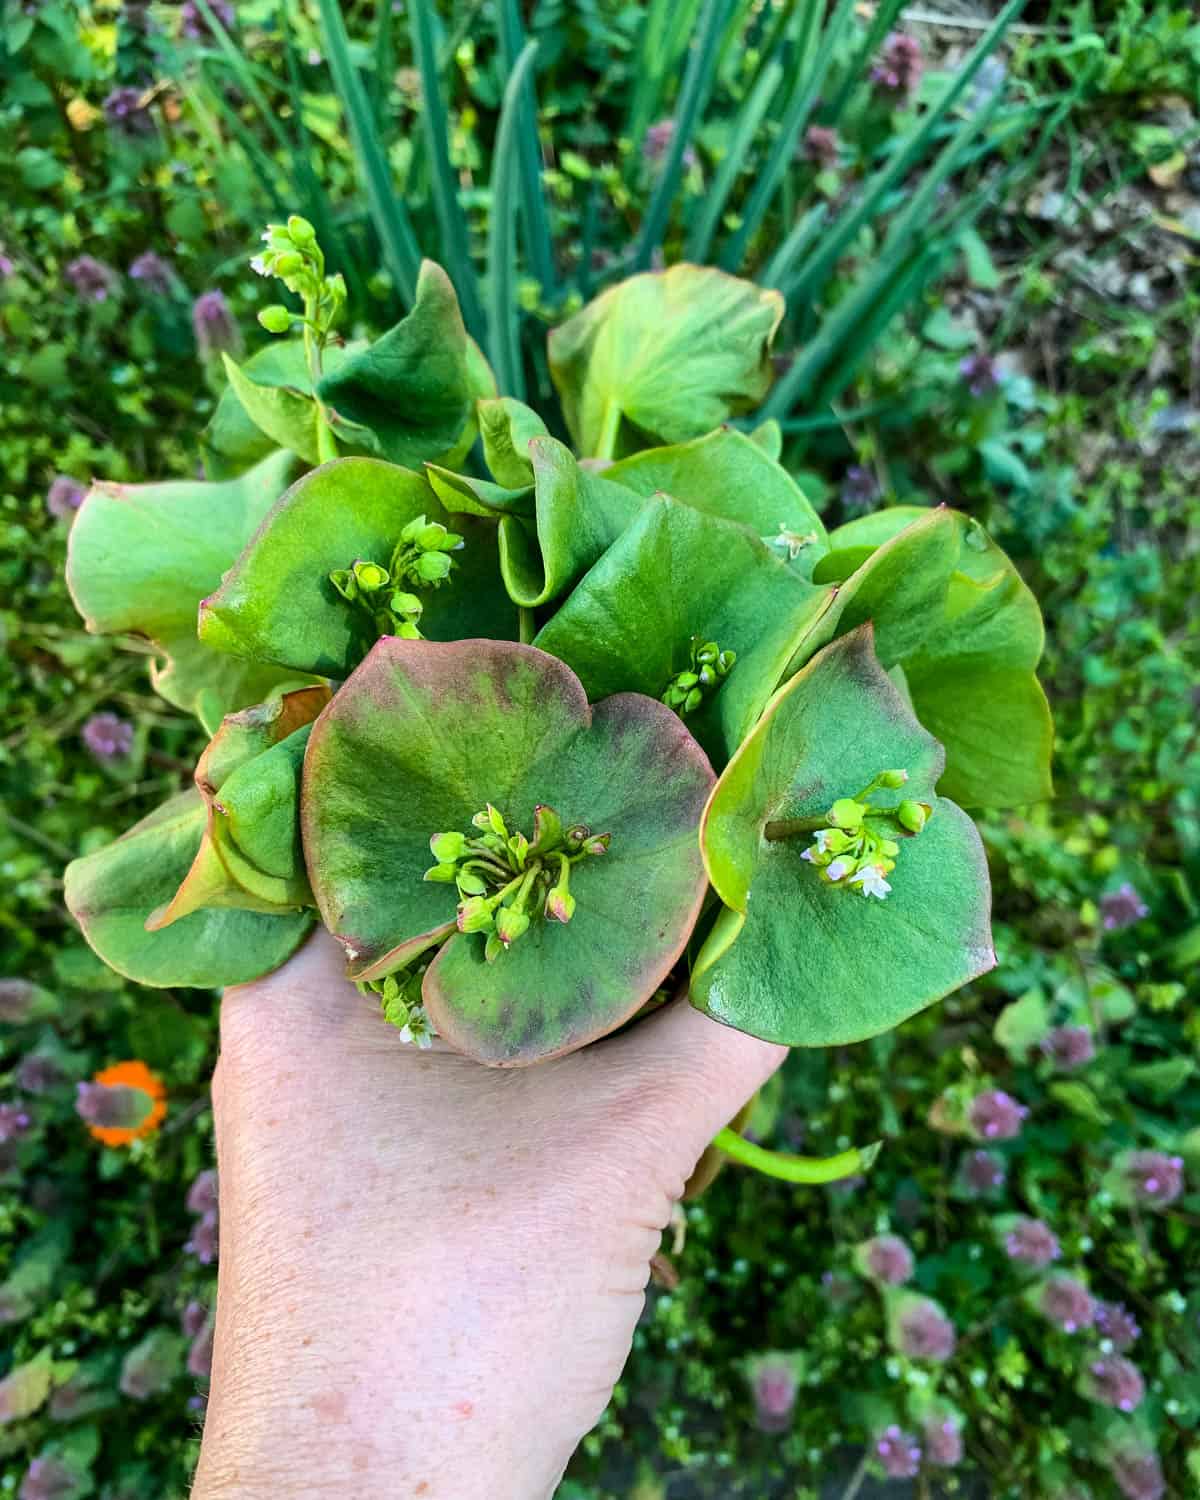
xmin=605 ymin=427 xmax=828 ymax=576
xmin=548 ymin=265 xmax=783 ymax=458
xmin=198 ymin=457 xmax=516 ymax=676
xmin=64 ymin=791 xmax=313 ymax=989
xmin=691 ymin=625 xmax=995 ymax=1047
xmin=302 ymin=639 xmax=714 ymax=1064
xmin=533 ymin=497 xmax=834 ymax=765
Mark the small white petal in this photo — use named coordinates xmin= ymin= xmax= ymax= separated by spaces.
xmin=801 ymin=846 xmax=817 ymax=863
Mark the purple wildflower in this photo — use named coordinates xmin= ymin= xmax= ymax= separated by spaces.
xmin=802 ymin=125 xmax=840 ymax=168
xmin=922 ymin=1416 xmax=963 ymax=1468
xmin=65 ymin=255 xmax=120 ymax=303
xmin=1083 ymin=1354 xmax=1145 ymax=1412
xmin=187 ymin=1316 xmax=215 ymax=1379
xmin=181 ymin=1300 xmax=209 ymax=1338
xmin=19 ymin=1458 xmax=80 ymax=1500
xmin=746 ymin=1354 xmax=797 ymax=1433
xmin=0 ymin=1103 xmax=32 ymax=1143
xmin=187 ymin=1210 xmax=219 ymax=1265
xmin=81 ymin=711 xmax=134 ymax=761
xmin=192 ymin=289 xmax=242 ymax=358
xmin=179 ymin=0 xmax=235 ymax=38
xmin=1095 ymin=1301 xmax=1140 ymax=1351
xmin=186 ymin=1168 xmax=218 ymax=1216
xmin=959 ymin=1148 xmax=1006 ymax=1195
xmin=1003 ymin=1217 xmax=1060 ymax=1268
xmin=840 ymin=463 xmax=880 ymax=516
xmin=129 ymin=250 xmax=178 ymax=297
xmin=871 ymin=33 xmax=924 ymax=99
xmin=0 ymin=979 xmax=39 ymax=1023
xmin=959 ymin=352 xmax=1000 ymax=397
xmin=894 ymin=1295 xmax=956 ymax=1362
xmin=75 ymin=1081 xmax=150 ymax=1132
xmin=1041 ymin=1025 xmax=1096 ymax=1070
xmin=875 ymin=1425 xmax=921 ymax=1479
xmin=104 ymin=85 xmax=155 ymax=138
xmin=1038 ymin=1274 xmax=1095 ymax=1333
xmin=0 ymin=249 xmax=13 ymax=278
xmin=1123 ymin=1150 xmax=1185 ymax=1208
xmin=16 ymin=1055 xmax=64 ymax=1095
xmin=858 ymin=1234 xmax=914 ymax=1286
xmin=120 ymin=1328 xmax=182 ymax=1400
xmin=1100 ymin=882 xmax=1148 ymax=931
xmin=968 ymin=1089 xmax=1028 ymax=1142
xmin=1109 ymin=1446 xmax=1165 ymax=1500
xmin=46 ymin=474 xmax=86 ymax=519
xmin=642 ymin=119 xmax=697 ymax=171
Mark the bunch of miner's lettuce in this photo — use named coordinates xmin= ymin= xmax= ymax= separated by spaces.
xmin=64 ymin=232 xmax=1051 ymax=1069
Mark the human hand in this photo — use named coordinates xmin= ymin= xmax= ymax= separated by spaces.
xmin=192 ymin=929 xmax=784 ymax=1500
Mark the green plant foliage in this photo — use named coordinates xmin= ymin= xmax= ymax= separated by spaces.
xmin=302 ymin=638 xmax=714 ymax=1062
xmin=548 ymin=266 xmax=784 ymax=458
xmin=692 ymin=627 xmax=994 ymax=1045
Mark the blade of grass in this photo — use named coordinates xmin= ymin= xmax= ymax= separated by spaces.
xmin=633 ymin=0 xmax=734 ymax=271
xmin=408 ymin=0 xmax=486 ymax=340
xmin=719 ymin=0 xmax=858 ymax=270
xmin=487 ymin=40 xmax=540 ymax=401
xmin=759 ymin=202 xmax=829 ymax=290
xmin=625 ymin=0 xmax=703 ymax=183
xmin=370 ymin=0 xmax=396 ymax=137
xmin=788 ymin=0 xmax=1026 ymax=304
xmin=497 ymin=0 xmax=556 ymax=300
xmin=316 ymin=0 xmax=421 ymax=307
xmin=686 ymin=57 xmax=784 ymax=264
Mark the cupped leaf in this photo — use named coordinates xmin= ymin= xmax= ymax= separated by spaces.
xmin=198 ymin=458 xmax=517 ymax=677
xmin=548 ymin=265 xmax=784 ymax=459
xmin=691 ymin=625 xmax=995 ymax=1047
xmin=533 ymin=498 xmax=835 ymax=765
xmin=148 ymin=687 xmax=329 ymax=929
xmin=302 ymin=639 xmax=714 ymax=1065
xmin=477 ymin=396 xmax=549 ymax=488
xmin=66 ymin=449 xmax=313 ymax=728
xmin=64 ymin=791 xmax=313 ymax=989
xmin=316 ymin=260 xmax=495 ymax=470
xmin=604 ymin=426 xmax=828 ymax=576
xmin=806 ymin=509 xmax=1052 ymax=807
xmin=221 ymin=351 xmax=323 ymax=465
xmin=430 ymin=437 xmax=642 ymax=610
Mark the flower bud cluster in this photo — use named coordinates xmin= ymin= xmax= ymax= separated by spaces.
xmin=798 ymin=769 xmax=930 ymax=900
xmin=661 ymin=636 xmax=736 ymax=716
xmin=252 ymin=215 xmax=346 ymax=340
xmin=424 ymin=803 xmax=610 ymax=962
xmin=364 ymin=966 xmax=437 ymax=1049
xmin=330 ymin=515 xmax=464 ymax=639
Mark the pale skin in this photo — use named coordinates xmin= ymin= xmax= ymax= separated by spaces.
xmin=192 ymin=929 xmax=785 ymax=1500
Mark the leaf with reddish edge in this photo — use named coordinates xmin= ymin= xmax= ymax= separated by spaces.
xmin=148 ymin=687 xmax=329 ymax=930
xmin=691 ymin=625 xmax=994 ymax=1047
xmin=302 ymin=639 xmax=714 ymax=1065
xmin=64 ymin=791 xmax=312 ymax=989
xmin=197 ymin=457 xmax=516 ymax=677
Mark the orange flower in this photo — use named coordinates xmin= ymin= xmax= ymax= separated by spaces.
xmin=84 ymin=1060 xmax=167 ymax=1147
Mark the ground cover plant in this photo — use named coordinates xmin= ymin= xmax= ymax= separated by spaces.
xmin=1 ymin=3 xmax=1197 ymax=1498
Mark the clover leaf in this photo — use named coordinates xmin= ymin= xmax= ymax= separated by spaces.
xmin=549 ymin=264 xmax=783 ymax=458
xmin=197 ymin=457 xmax=516 ymax=677
xmin=690 ymin=625 xmax=995 ymax=1047
xmin=302 ymin=639 xmax=714 ymax=1065
xmin=65 ymin=449 xmax=314 ymax=731
xmin=63 ymin=791 xmax=313 ymax=990
xmin=533 ymin=497 xmax=834 ymax=765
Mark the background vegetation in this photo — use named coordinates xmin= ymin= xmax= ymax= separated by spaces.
xmin=1 ymin=1 xmax=1198 ymax=1496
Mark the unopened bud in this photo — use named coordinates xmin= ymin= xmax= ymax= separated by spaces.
xmin=287 ymin=214 xmax=317 ymax=245
xmin=457 ymin=896 xmax=494 ymax=934
xmin=351 ymin=559 xmax=389 ymax=592
xmin=495 ymin=906 xmax=530 ymax=946
xmin=430 ymin=831 xmax=467 ymax=863
xmin=878 ymin=769 xmax=909 ymax=788
xmin=828 ymin=798 xmax=864 ymax=830
xmin=898 ymin=800 xmax=930 ymax=833
xmin=257 ymin=304 xmax=292 ymax=333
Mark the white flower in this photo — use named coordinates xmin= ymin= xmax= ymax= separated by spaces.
xmin=765 ymin=524 xmax=819 ymax=561
xmin=850 ymin=864 xmax=891 ymax=899
xmin=826 ymin=857 xmax=853 ymax=882
xmin=801 ymin=846 xmax=817 ymax=863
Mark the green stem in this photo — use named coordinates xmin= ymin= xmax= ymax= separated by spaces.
xmin=712 ymin=1128 xmax=881 ymax=1185
xmin=303 ymin=306 xmax=339 ymax=466
xmin=518 ymin=606 xmax=536 ymax=644
xmin=763 ymin=814 xmax=828 ymax=841
xmin=593 ymin=398 xmax=622 ymax=462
